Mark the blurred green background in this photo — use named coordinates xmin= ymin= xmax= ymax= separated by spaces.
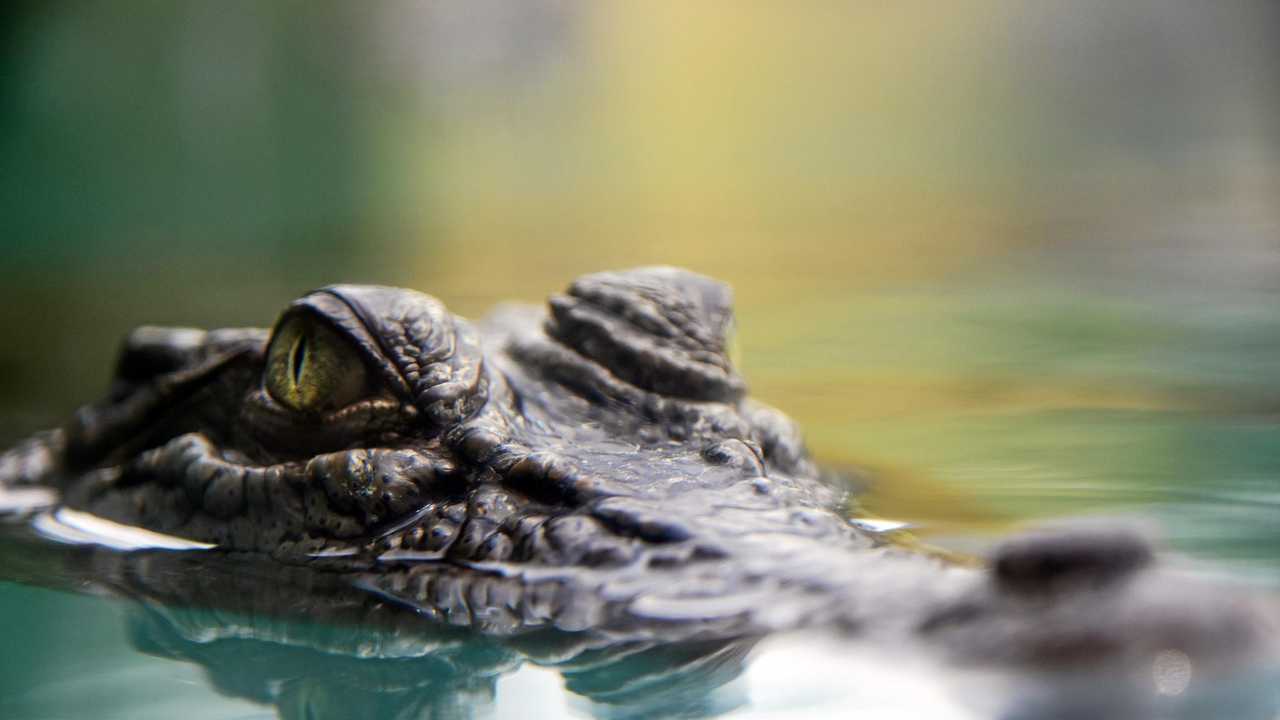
xmin=3 ymin=1 xmax=1279 ymax=568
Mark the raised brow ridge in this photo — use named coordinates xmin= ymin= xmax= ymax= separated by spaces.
xmin=544 ymin=267 xmax=745 ymax=402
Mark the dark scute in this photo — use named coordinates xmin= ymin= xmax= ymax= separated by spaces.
xmin=992 ymin=526 xmax=1155 ymax=596
xmin=590 ymin=496 xmax=694 ymax=543
xmin=568 ymin=268 xmax=733 ymax=345
xmin=544 ymin=267 xmax=745 ymax=402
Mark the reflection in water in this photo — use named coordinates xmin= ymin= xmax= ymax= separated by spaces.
xmin=0 ymin=523 xmax=760 ymax=720
xmin=131 ymin=606 xmax=515 ymax=720
xmin=127 ymin=601 xmax=757 ymax=720
xmin=1 ymin=519 xmax=1277 ymax=720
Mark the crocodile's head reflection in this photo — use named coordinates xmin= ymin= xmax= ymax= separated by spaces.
xmin=135 ymin=615 xmax=755 ymax=720
xmin=107 ymin=549 xmax=756 ymax=720
xmin=77 ymin=543 xmax=1280 ymax=720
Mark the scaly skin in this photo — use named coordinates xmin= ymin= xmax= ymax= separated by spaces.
xmin=0 ymin=267 xmax=1275 ymax=676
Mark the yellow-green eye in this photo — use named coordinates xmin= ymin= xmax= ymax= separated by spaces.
xmin=264 ymin=315 xmax=367 ymax=413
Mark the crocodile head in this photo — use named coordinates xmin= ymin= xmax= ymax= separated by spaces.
xmin=4 ymin=266 xmax=1275 ymax=687
xmin=14 ymin=267 xmax=856 ymax=566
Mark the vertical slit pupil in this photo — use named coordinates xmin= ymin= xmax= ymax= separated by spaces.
xmin=289 ymin=332 xmax=308 ymax=386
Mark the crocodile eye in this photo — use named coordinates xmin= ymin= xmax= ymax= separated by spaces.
xmin=264 ymin=315 xmax=367 ymax=413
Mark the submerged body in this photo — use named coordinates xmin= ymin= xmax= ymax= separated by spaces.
xmin=0 ymin=268 xmax=1274 ymax=671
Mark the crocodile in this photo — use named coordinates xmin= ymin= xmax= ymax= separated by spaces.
xmin=0 ymin=267 xmax=1275 ymax=695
